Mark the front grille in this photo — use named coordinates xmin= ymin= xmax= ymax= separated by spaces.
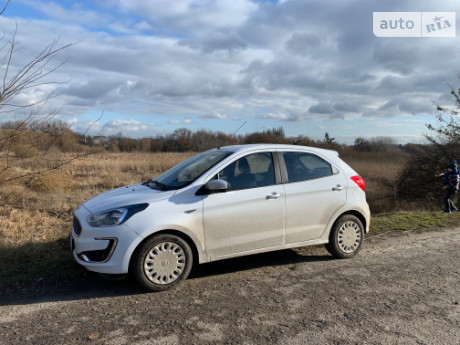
xmin=73 ymin=216 xmax=82 ymax=236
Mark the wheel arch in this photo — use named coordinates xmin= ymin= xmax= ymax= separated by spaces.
xmin=129 ymin=229 xmax=201 ymax=272
xmin=332 ymin=210 xmax=368 ymax=236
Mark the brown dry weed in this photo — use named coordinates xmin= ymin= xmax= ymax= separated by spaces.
xmin=0 ymin=152 xmax=193 ymax=247
xmin=0 ymin=151 xmax=401 ymax=248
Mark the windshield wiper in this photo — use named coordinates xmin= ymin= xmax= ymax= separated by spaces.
xmin=144 ymin=179 xmax=167 ymax=191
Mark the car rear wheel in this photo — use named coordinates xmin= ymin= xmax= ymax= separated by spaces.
xmin=132 ymin=234 xmax=193 ymax=291
xmin=325 ymin=215 xmax=363 ymax=259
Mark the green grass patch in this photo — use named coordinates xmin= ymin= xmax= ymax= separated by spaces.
xmin=370 ymin=211 xmax=460 ymax=234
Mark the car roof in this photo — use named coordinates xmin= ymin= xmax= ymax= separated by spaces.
xmin=215 ymin=144 xmax=339 ymax=156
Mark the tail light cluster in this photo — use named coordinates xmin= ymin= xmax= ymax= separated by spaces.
xmin=351 ymin=175 xmax=365 ymax=192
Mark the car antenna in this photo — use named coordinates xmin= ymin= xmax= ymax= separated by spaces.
xmin=233 ymin=120 xmax=247 ymax=136
xmin=218 ymin=120 xmax=247 ymax=149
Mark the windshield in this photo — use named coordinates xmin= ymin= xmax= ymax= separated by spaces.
xmin=146 ymin=150 xmax=232 ymax=190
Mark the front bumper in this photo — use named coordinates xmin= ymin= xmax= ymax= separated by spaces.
xmin=70 ymin=204 xmax=141 ymax=274
xmin=70 ymin=232 xmax=117 ymax=263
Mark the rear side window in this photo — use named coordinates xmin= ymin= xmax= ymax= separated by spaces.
xmin=282 ymin=152 xmax=333 ymax=183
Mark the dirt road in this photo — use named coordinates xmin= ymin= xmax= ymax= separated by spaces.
xmin=1 ymin=228 xmax=459 ymax=345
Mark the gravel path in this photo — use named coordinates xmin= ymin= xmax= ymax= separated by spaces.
xmin=1 ymin=228 xmax=459 ymax=344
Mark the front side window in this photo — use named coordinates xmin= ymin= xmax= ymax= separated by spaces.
xmin=148 ymin=150 xmax=232 ymax=190
xmin=217 ymin=152 xmax=275 ymax=191
xmin=282 ymin=152 xmax=333 ymax=183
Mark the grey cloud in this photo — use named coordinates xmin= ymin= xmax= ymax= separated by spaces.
xmin=284 ymin=112 xmax=308 ymax=122
xmin=240 ymin=57 xmax=329 ymax=95
xmin=373 ymin=42 xmax=420 ymax=75
xmin=59 ymin=79 xmax=122 ymax=100
xmin=363 ymin=95 xmax=434 ymax=118
xmin=437 ymin=91 xmax=457 ymax=106
xmin=113 ymin=0 xmax=258 ymax=36
xmin=374 ymin=72 xmax=450 ymax=98
xmin=23 ymin=0 xmax=111 ymax=27
xmin=285 ymin=33 xmax=321 ymax=56
xmin=199 ymin=113 xmax=227 ymax=120
xmin=375 ymin=76 xmax=403 ymax=93
xmin=398 ymin=99 xmax=432 ymax=114
xmin=333 ymin=102 xmax=361 ymax=113
xmin=177 ymin=32 xmax=248 ymax=54
xmin=309 ymin=102 xmax=334 ymax=114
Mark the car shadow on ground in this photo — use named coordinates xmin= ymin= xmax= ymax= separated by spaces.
xmin=190 ymin=246 xmax=332 ymax=280
xmin=0 ymin=246 xmax=333 ymax=306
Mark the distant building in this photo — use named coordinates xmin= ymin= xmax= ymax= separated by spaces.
xmin=91 ymin=136 xmax=109 ymax=146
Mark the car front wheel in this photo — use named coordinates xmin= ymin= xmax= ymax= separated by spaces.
xmin=325 ymin=215 xmax=364 ymax=259
xmin=132 ymin=234 xmax=193 ymax=292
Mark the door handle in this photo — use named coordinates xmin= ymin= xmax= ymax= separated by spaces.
xmin=332 ymin=185 xmax=345 ymax=191
xmin=266 ymin=192 xmax=282 ymax=200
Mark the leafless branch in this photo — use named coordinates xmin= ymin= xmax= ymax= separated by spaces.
xmin=0 ymin=0 xmax=11 ymax=16
xmin=0 ymin=33 xmax=75 ymax=112
xmin=0 ymin=4 xmax=88 ymax=186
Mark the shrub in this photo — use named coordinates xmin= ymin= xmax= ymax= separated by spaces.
xmin=25 ymin=171 xmax=74 ymax=192
xmin=396 ymin=87 xmax=460 ymax=209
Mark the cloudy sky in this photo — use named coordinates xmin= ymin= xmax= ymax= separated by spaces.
xmin=1 ymin=0 xmax=460 ymax=144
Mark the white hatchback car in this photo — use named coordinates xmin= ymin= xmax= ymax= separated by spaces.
xmin=71 ymin=144 xmax=370 ymax=291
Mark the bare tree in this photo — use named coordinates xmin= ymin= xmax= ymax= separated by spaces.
xmin=396 ymin=86 xmax=460 ymax=207
xmin=0 ymin=3 xmax=86 ymax=184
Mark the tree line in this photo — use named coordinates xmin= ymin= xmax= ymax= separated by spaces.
xmin=1 ymin=120 xmax=411 ymax=154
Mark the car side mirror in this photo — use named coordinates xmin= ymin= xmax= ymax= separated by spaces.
xmin=206 ymin=179 xmax=228 ymax=193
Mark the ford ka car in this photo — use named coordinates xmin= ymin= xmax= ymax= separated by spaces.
xmin=71 ymin=144 xmax=370 ymax=291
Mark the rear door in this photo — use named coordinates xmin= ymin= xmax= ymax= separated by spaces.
xmin=280 ymin=151 xmax=347 ymax=243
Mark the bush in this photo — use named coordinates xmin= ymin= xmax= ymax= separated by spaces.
xmin=25 ymin=171 xmax=74 ymax=192
xmin=396 ymin=144 xmax=460 ymax=209
xmin=396 ymin=87 xmax=460 ymax=209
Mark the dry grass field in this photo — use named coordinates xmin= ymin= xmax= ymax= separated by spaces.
xmin=340 ymin=150 xmax=407 ymax=213
xmin=0 ymin=152 xmax=194 ymax=249
xmin=0 ymin=150 xmax=406 ymax=250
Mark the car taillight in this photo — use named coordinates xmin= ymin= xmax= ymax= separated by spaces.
xmin=351 ymin=175 xmax=365 ymax=192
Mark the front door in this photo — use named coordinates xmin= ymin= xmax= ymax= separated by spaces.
xmin=203 ymin=152 xmax=285 ymax=259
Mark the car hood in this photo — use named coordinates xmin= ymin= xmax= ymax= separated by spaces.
xmin=82 ymin=183 xmax=176 ymax=214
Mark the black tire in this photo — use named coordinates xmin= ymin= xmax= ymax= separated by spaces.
xmin=131 ymin=234 xmax=193 ymax=292
xmin=325 ymin=215 xmax=364 ymax=259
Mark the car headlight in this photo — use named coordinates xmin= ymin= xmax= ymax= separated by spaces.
xmin=86 ymin=203 xmax=149 ymax=227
